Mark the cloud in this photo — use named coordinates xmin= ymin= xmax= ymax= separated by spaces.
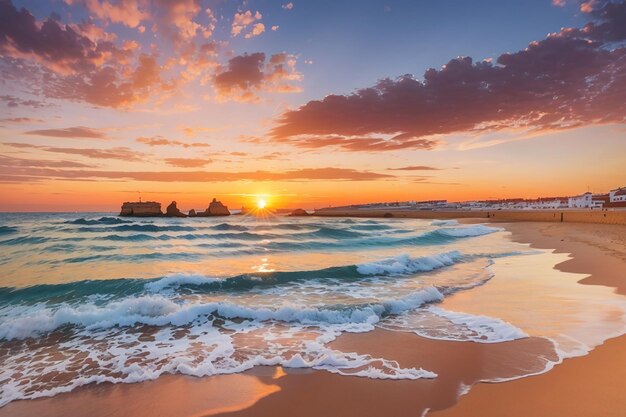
xmin=0 ymin=95 xmax=51 ymax=109
xmin=271 ymin=1 xmax=626 ymax=150
xmin=3 ymin=142 xmax=145 ymax=161
xmin=24 ymin=126 xmax=107 ymax=139
xmin=0 ymin=117 xmax=44 ymax=123
xmin=231 ymin=10 xmax=263 ymax=37
xmin=136 ymin=136 xmax=210 ymax=147
xmin=282 ymin=3 xmax=294 ymax=10
xmin=152 ymin=0 xmax=212 ymax=42
xmin=0 ymin=154 xmax=94 ymax=168
xmin=43 ymin=146 xmax=145 ymax=161
xmin=40 ymin=54 xmax=164 ymax=108
xmin=0 ymin=166 xmax=394 ymax=182
xmin=270 ymin=135 xmax=438 ymax=151
xmin=164 ymin=157 xmax=212 ymax=167
xmin=80 ymin=0 xmax=149 ymax=29
xmin=258 ymin=152 xmax=287 ymax=160
xmin=214 ymin=52 xmax=302 ymax=101
xmin=180 ymin=125 xmax=221 ymax=137
xmin=387 ymin=166 xmax=441 ymax=171
xmin=245 ymin=23 xmax=266 ymax=39
xmin=0 ymin=1 xmax=130 ymax=74
xmin=271 ymin=25 xmax=279 ymax=31
xmin=0 ymin=2 xmax=165 ymax=108
xmin=77 ymin=0 xmax=212 ymax=42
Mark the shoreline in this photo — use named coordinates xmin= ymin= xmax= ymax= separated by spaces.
xmin=0 ymin=221 xmax=624 ymax=416
xmin=430 ymin=221 xmax=626 ymax=417
xmin=313 ymin=208 xmax=626 ymax=225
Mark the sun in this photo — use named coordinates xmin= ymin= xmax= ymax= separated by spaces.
xmin=257 ymin=198 xmax=267 ymax=209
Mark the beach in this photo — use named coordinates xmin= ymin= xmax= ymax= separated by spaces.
xmin=0 ymin=218 xmax=624 ymax=417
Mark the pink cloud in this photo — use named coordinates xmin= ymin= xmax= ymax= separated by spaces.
xmin=136 ymin=136 xmax=210 ymax=148
xmin=24 ymin=126 xmax=106 ymax=139
xmin=214 ymin=52 xmax=302 ymax=102
xmin=0 ymin=166 xmax=394 ymax=182
xmin=164 ymin=157 xmax=212 ymax=167
xmin=271 ymin=1 xmax=626 ymax=151
xmin=231 ymin=10 xmax=263 ymax=37
xmin=82 ymin=0 xmax=148 ymax=28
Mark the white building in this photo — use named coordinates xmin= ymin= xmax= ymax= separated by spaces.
xmin=609 ymin=187 xmax=626 ymax=203
xmin=568 ymin=192 xmax=593 ymax=208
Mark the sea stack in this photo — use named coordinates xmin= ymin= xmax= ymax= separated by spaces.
xmin=119 ymin=201 xmax=162 ymax=217
xmin=208 ymin=198 xmax=230 ymax=216
xmin=165 ymin=201 xmax=187 ymax=217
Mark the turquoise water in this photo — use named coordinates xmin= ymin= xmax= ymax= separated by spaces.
xmin=0 ymin=213 xmax=624 ymax=406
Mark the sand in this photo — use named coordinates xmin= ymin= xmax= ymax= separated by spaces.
xmin=431 ymin=222 xmax=626 ymax=417
xmin=1 ymin=221 xmax=625 ymax=417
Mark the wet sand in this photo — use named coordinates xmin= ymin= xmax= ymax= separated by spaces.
xmin=1 ymin=221 xmax=625 ymax=417
xmin=431 ymin=221 xmax=626 ymax=417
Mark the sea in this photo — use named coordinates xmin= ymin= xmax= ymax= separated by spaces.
xmin=0 ymin=212 xmax=625 ymax=406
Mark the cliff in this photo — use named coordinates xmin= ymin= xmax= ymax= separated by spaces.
xmin=119 ymin=202 xmax=162 ymax=217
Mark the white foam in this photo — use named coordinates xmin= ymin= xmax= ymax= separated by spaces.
xmin=356 ymin=251 xmax=463 ymax=275
xmin=431 ymin=220 xmax=459 ymax=226
xmin=425 ymin=306 xmax=528 ymax=343
xmin=0 ymin=311 xmax=437 ymax=407
xmin=145 ymin=273 xmax=221 ymax=292
xmin=436 ymin=224 xmax=502 ymax=237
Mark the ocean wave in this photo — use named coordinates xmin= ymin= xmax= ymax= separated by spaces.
xmin=66 ymin=217 xmax=132 ymax=225
xmin=0 ymin=249 xmax=466 ymax=304
xmin=0 ymin=226 xmax=17 ymax=235
xmin=78 ymin=224 xmax=198 ymax=233
xmin=356 ymin=251 xmax=462 ymax=275
xmin=0 ymin=235 xmax=51 ymax=246
xmin=431 ymin=219 xmax=460 ymax=226
xmin=433 ymin=224 xmax=502 ymax=237
xmin=0 ymin=286 xmax=445 ymax=341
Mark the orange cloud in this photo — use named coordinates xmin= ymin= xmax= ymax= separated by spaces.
xmin=387 ymin=166 xmax=441 ymax=171
xmin=164 ymin=158 xmax=212 ymax=167
xmin=4 ymin=142 xmax=146 ymax=161
xmin=82 ymin=0 xmax=148 ymax=28
xmin=0 ymin=166 xmax=394 ymax=182
xmin=245 ymin=23 xmax=266 ymax=39
xmin=24 ymin=126 xmax=107 ymax=139
xmin=231 ymin=10 xmax=263 ymax=37
xmin=136 ymin=136 xmax=210 ymax=148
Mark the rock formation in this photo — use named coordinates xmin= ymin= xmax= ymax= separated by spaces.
xmin=165 ymin=201 xmax=187 ymax=217
xmin=207 ymin=198 xmax=230 ymax=216
xmin=119 ymin=198 xmax=228 ymax=217
xmin=289 ymin=208 xmax=310 ymax=216
xmin=119 ymin=202 xmax=162 ymax=217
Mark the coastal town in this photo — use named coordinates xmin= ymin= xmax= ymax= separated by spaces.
xmin=316 ymin=186 xmax=626 ymax=213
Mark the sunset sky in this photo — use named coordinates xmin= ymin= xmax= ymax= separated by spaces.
xmin=1 ymin=0 xmax=625 ymax=212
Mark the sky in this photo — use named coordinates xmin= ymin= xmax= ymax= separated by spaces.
xmin=0 ymin=0 xmax=625 ymax=212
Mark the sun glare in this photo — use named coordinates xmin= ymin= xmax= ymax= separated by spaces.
xmin=257 ymin=199 xmax=267 ymax=209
